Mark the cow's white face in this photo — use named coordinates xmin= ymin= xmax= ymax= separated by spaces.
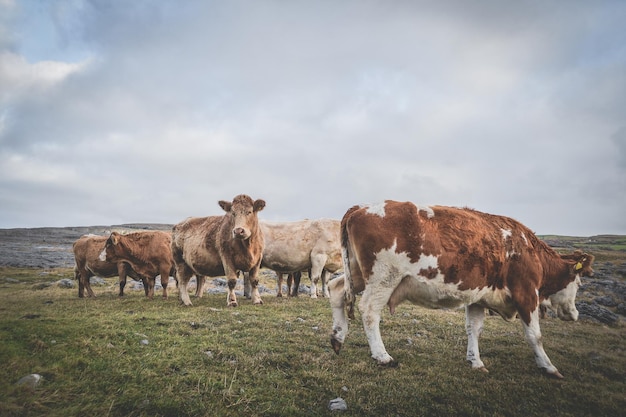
xmin=231 ymin=206 xmax=255 ymax=240
xmin=546 ymin=276 xmax=580 ymax=321
xmin=219 ymin=195 xmax=265 ymax=240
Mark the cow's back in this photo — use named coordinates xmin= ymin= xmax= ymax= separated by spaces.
xmin=344 ymin=202 xmax=556 ymax=295
xmin=139 ymin=230 xmax=173 ymax=262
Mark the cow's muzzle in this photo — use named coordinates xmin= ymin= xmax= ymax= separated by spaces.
xmin=233 ymin=227 xmax=249 ymax=239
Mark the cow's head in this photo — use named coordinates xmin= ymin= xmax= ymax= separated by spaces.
xmin=219 ymin=194 xmax=265 ymax=240
xmin=544 ymin=251 xmax=595 ymax=321
xmin=98 ymin=231 xmax=123 ymax=262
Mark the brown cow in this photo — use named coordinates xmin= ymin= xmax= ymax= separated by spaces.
xmin=73 ymin=234 xmax=142 ymax=297
xmin=172 ymin=194 xmax=266 ymax=307
xmin=99 ymin=230 xmax=175 ymax=299
xmin=330 ymin=201 xmax=594 ymax=378
xmin=259 ymin=219 xmax=342 ymax=298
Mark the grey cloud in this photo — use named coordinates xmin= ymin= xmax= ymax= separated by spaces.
xmin=0 ymin=1 xmax=624 ymax=234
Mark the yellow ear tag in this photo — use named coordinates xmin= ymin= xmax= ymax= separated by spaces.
xmin=575 ymin=262 xmax=583 ymax=271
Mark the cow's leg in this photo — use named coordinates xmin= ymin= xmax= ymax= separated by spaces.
xmin=310 ymin=256 xmax=328 ymax=298
xmin=75 ymin=268 xmax=85 ymax=298
xmin=289 ymin=271 xmax=301 ymax=297
xmin=194 ymin=275 xmax=206 ymax=298
xmin=176 ymin=264 xmax=194 ymax=306
xmin=141 ymin=277 xmax=150 ymax=296
xmin=117 ymin=263 xmax=128 ymax=297
xmin=248 ymin=265 xmax=263 ymax=305
xmin=82 ymin=270 xmax=96 ymax=298
xmin=223 ymin=263 xmax=239 ymax=307
xmin=277 ymin=273 xmax=285 ymax=297
xmin=359 ymin=277 xmax=398 ymax=365
xmin=465 ymin=304 xmax=488 ymax=372
xmin=321 ymin=269 xmax=330 ymax=298
xmin=159 ymin=270 xmax=170 ymax=299
xmin=242 ymin=272 xmax=251 ymax=299
xmin=521 ymin=308 xmax=563 ymax=378
xmin=329 ymin=275 xmax=348 ymax=354
xmin=145 ymin=276 xmax=156 ymax=299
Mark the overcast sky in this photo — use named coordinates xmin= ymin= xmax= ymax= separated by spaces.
xmin=1 ymin=0 xmax=624 ymax=236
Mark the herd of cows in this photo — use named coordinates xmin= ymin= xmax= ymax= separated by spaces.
xmin=71 ymin=194 xmax=595 ymax=378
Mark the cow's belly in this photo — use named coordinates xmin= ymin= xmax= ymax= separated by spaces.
xmin=262 ymin=254 xmax=310 ymax=273
xmin=390 ymin=275 xmax=512 ymax=311
xmin=184 ymin=248 xmax=224 ymax=277
xmin=399 ymin=277 xmax=467 ymax=309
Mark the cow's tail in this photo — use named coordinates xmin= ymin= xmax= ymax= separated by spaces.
xmin=341 ymin=205 xmax=360 ymax=320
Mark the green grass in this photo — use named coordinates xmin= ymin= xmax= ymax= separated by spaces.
xmin=1 ymin=268 xmax=625 ymax=417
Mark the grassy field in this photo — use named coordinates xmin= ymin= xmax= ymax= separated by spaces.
xmin=1 ymin=267 xmax=625 ymax=417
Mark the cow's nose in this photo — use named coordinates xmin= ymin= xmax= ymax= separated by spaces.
xmin=234 ymin=227 xmax=245 ymax=237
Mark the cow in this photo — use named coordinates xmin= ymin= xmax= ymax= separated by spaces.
xmin=73 ymin=234 xmax=142 ymax=298
xmin=258 ymin=219 xmax=342 ymax=298
xmin=171 ymin=194 xmax=266 ymax=307
xmin=98 ymin=230 xmax=175 ymax=299
xmin=329 ymin=201 xmax=595 ymax=378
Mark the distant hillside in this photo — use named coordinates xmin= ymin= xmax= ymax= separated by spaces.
xmin=0 ymin=225 xmax=624 ymax=269
xmin=539 ymin=235 xmax=626 ymax=263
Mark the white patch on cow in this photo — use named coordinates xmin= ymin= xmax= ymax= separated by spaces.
xmin=416 ymin=205 xmax=434 ymax=218
xmin=365 ymin=202 xmax=386 ymax=217
xmin=521 ymin=232 xmax=529 ymax=246
xmin=501 ymin=228 xmax=519 ymax=258
xmin=98 ymin=247 xmax=107 ymax=262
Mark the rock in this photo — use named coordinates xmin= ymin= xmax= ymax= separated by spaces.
xmin=5 ymin=278 xmax=20 ymax=283
xmin=213 ymin=278 xmax=228 ymax=286
xmin=576 ymin=301 xmax=620 ymax=325
xmin=17 ymin=374 xmax=43 ymax=389
xmin=89 ymin=276 xmax=106 ymax=286
xmin=329 ymin=397 xmax=348 ymax=411
xmin=57 ymin=278 xmax=75 ymax=288
xmin=595 ymin=295 xmax=618 ymax=307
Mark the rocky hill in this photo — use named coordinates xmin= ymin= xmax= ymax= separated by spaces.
xmin=0 ymin=226 xmax=624 ymax=325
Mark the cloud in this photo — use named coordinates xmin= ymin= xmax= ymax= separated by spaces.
xmin=0 ymin=0 xmax=624 ymax=235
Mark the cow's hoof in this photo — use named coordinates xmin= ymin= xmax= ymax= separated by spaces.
xmin=546 ymin=369 xmax=564 ymax=379
xmin=474 ymin=366 xmax=489 ymax=373
xmin=253 ymin=300 xmax=263 ymax=305
xmin=228 ymin=302 xmax=238 ymax=308
xmin=330 ymin=337 xmax=343 ymax=354
xmin=377 ymin=359 xmax=399 ymax=368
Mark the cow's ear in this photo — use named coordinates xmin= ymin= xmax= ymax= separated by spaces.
xmin=581 ymin=252 xmax=595 ymax=272
xmin=219 ymin=200 xmax=232 ymax=212
xmin=110 ymin=232 xmax=121 ymax=245
xmin=253 ymin=199 xmax=266 ymax=212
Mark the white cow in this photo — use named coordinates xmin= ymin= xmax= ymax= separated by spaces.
xmin=250 ymin=219 xmax=342 ymax=298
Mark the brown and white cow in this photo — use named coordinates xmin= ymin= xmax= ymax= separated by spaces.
xmin=73 ymin=234 xmax=142 ymax=298
xmin=329 ymin=201 xmax=595 ymax=378
xmin=259 ymin=219 xmax=342 ymax=298
xmin=99 ymin=230 xmax=175 ymax=299
xmin=171 ymin=194 xmax=266 ymax=307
